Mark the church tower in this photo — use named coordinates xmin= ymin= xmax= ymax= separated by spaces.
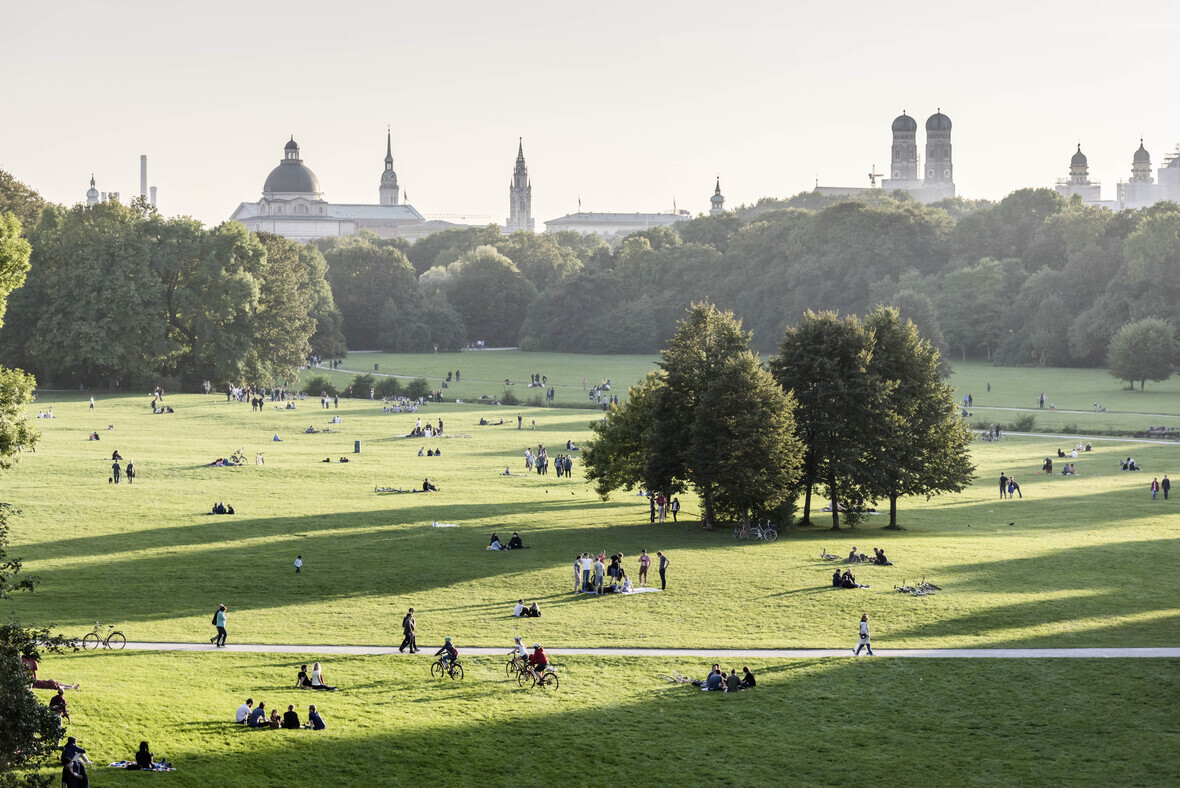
xmin=86 ymin=174 xmax=99 ymax=205
xmin=507 ymin=138 xmax=534 ymax=232
xmin=890 ymin=112 xmax=919 ymax=181
xmin=379 ymin=129 xmax=400 ymax=206
xmin=1070 ymin=144 xmax=1091 ymax=185
xmin=924 ymin=109 xmax=953 ymax=185
xmin=709 ymin=177 xmax=725 ymax=214
xmin=1131 ymin=140 xmax=1153 ymax=184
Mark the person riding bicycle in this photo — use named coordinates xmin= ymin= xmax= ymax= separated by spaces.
xmin=435 ymin=637 xmax=458 ymax=669
xmin=508 ymin=636 xmax=528 ymax=672
xmin=526 ymin=643 xmax=549 ymax=681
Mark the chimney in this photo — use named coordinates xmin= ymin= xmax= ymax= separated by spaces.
xmin=150 ymin=186 xmax=157 ymax=206
xmin=140 ymin=155 xmax=148 ymax=198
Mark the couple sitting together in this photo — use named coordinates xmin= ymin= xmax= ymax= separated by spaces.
xmin=488 ymin=532 xmax=524 ymax=550
xmin=512 ymin=599 xmax=542 ymax=617
xmin=832 ymin=569 xmax=869 ymax=589
xmin=295 ymin=662 xmax=338 ymax=691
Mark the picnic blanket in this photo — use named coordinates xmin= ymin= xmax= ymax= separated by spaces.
xmin=109 ymin=761 xmax=173 ymax=771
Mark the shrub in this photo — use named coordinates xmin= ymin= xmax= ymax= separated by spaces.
xmin=375 ymin=377 xmax=403 ymax=398
xmin=1010 ymin=414 xmax=1037 ymax=432
xmin=500 ymin=389 xmax=519 ymax=406
xmin=351 ymin=373 xmax=376 ymax=395
xmin=527 ymin=394 xmax=547 ymax=408
xmin=404 ymin=377 xmax=431 ymax=399
xmin=301 ymin=375 xmax=337 ymax=397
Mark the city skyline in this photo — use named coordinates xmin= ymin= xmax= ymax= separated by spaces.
xmin=2 ymin=0 xmax=1177 ymax=227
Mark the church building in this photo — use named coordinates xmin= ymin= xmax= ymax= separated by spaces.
xmin=228 ymin=134 xmax=425 ymax=242
xmin=505 ymin=139 xmax=534 ymax=232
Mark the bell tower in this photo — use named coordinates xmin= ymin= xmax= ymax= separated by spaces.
xmin=379 ymin=128 xmax=400 ymax=206
xmin=507 ymin=138 xmax=534 ymax=232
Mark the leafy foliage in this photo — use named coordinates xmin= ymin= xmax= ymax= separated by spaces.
xmin=1106 ymin=317 xmax=1178 ymax=390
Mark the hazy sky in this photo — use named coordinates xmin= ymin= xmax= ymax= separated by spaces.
xmin=3 ymin=0 xmax=1177 ymax=228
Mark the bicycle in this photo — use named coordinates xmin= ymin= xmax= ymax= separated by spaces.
xmin=755 ymin=520 xmax=778 ymax=543
xmin=230 ymin=448 xmax=246 ymax=464
xmin=82 ymin=622 xmax=126 ymax=650
xmin=657 ymin=671 xmax=694 ymax=685
xmin=431 ymin=658 xmax=464 ymax=680
xmin=519 ymin=666 xmax=559 ymax=690
xmin=506 ymin=655 xmax=527 ymax=678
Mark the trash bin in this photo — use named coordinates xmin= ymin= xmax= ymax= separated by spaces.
xmin=354 ymin=440 xmax=361 ymax=454
xmin=374 ymin=363 xmax=379 ymax=372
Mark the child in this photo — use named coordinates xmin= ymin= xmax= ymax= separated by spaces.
xmin=295 ymin=555 xmax=303 ymax=573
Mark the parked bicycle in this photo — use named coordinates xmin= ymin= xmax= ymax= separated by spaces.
xmin=431 ymin=657 xmax=464 ymax=680
xmin=733 ymin=520 xmax=778 ymax=542
xmin=82 ymin=622 xmax=126 ymax=650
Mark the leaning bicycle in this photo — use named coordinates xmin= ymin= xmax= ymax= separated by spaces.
xmin=431 ymin=658 xmax=464 ymax=680
xmin=82 ymin=622 xmax=126 ymax=650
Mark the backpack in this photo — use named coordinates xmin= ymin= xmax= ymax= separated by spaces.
xmin=212 ymin=612 xmax=219 ymax=625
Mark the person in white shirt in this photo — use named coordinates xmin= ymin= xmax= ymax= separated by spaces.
xmin=513 ymin=599 xmax=526 ymax=617
xmin=309 ymin=662 xmax=337 ymax=691
xmin=236 ymin=699 xmax=253 ymax=723
xmin=854 ymin=614 xmax=874 ymax=656
xmin=508 ymin=636 xmax=528 ymax=672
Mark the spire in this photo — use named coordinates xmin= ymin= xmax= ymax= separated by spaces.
xmin=386 ymin=125 xmax=393 ymax=164
xmin=517 ymin=137 xmax=524 ymax=160
xmin=714 ymin=176 xmax=721 ymax=196
xmin=90 ymin=174 xmax=96 ymax=188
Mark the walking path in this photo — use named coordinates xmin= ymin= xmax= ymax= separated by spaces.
xmin=985 ymin=431 xmax=1179 ymax=446
xmin=120 ymin=642 xmax=1180 ymax=658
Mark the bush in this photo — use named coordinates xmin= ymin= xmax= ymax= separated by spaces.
xmin=527 ymin=394 xmax=547 ymax=407
xmin=518 ymin=336 xmax=542 ymax=352
xmin=500 ymin=389 xmax=519 ymax=406
xmin=301 ymin=375 xmax=337 ymax=397
xmin=1010 ymin=414 xmax=1037 ymax=432
xmin=404 ymin=377 xmax=430 ymax=400
xmin=351 ymin=373 xmax=376 ymax=395
xmin=375 ymin=377 xmax=403 ymax=398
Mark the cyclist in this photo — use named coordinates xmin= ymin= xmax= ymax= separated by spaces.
xmin=435 ymin=637 xmax=458 ymax=670
xmin=508 ymin=636 xmax=528 ymax=673
xmin=525 ymin=643 xmax=549 ymax=682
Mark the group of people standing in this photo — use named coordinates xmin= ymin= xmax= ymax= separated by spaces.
xmin=574 ymin=549 xmax=669 ymax=593
xmin=998 ymin=472 xmax=1023 ymax=499
xmin=650 ymin=493 xmax=680 ymax=523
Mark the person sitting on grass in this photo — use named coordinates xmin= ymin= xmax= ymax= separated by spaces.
xmin=840 ymin=570 xmax=869 ymax=589
xmin=296 ymin=665 xmax=313 ymax=689
xmin=489 ymin=533 xmax=505 ymax=551
xmin=847 ymin=546 xmax=867 ymax=562
xmin=308 ymin=661 xmax=337 ymax=691
xmin=704 ymin=667 xmax=724 ymax=691
xmin=508 ymin=532 xmax=524 ymax=550
xmin=248 ymin=702 xmax=267 ymax=727
xmin=741 ymin=667 xmax=756 ymax=688
xmin=832 ymin=569 xmax=843 ymax=588
xmin=282 ymin=705 xmax=301 ymax=729
xmin=513 ymin=599 xmax=527 ymax=617
xmin=49 ymin=688 xmax=70 ymax=722
xmin=132 ymin=741 xmax=155 ymax=770
xmin=236 ymin=699 xmax=253 ymax=723
xmin=269 ymin=709 xmax=283 ymax=728
xmin=872 ymin=547 xmax=891 ymax=565
xmin=528 ymin=601 xmax=541 ymax=618
xmin=305 ymin=704 xmax=326 ymax=730
xmin=726 ymin=670 xmax=742 ymax=693
xmin=422 ymin=478 xmax=439 ymax=492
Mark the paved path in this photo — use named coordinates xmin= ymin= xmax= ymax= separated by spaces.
xmin=980 ymin=431 xmax=1179 ymax=445
xmin=120 ymin=642 xmax=1180 ymax=658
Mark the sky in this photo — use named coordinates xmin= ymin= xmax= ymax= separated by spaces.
xmin=2 ymin=0 xmax=1178 ymax=228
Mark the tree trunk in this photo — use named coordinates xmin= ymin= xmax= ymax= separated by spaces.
xmin=702 ymin=491 xmax=715 ymax=531
xmin=829 ymin=469 xmax=840 ymax=530
xmin=802 ymin=481 xmax=813 ymax=526
xmin=887 ymin=494 xmax=899 ymax=529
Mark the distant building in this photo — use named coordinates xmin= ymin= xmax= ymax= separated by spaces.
xmin=505 ymin=139 xmax=534 ymax=232
xmin=816 ymin=110 xmax=956 ymax=204
xmin=228 ymin=135 xmax=425 ymax=243
xmin=1117 ymin=141 xmax=1180 ymax=210
xmin=1054 ymin=144 xmax=1103 ymax=203
xmin=85 ymin=174 xmax=99 ymax=205
xmin=710 ymin=177 xmax=726 ymax=214
xmin=544 ymin=211 xmax=690 ymax=240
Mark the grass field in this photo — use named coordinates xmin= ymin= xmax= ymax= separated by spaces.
xmin=5 ymin=353 xmax=1179 ymax=785
xmin=30 ymin=652 xmax=1177 ymax=788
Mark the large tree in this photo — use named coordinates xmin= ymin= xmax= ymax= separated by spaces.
xmin=863 ymin=307 xmax=976 ymax=527
xmin=772 ymin=311 xmax=885 ymax=529
xmin=1106 ymin=317 xmax=1178 ymax=390
xmin=443 ymin=246 xmax=536 ymax=346
xmin=0 ymin=212 xmax=38 ymax=471
xmin=321 ymin=233 xmax=420 ymax=349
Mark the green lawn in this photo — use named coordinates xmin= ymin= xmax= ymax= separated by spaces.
xmin=5 ymin=356 xmax=1179 ymax=786
xmin=31 ymin=652 xmax=1177 ymax=788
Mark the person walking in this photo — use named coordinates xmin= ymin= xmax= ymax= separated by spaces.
xmin=999 ymin=472 xmax=1008 ymax=499
xmin=1163 ymin=474 xmax=1171 ymax=500
xmin=211 ymin=604 xmax=227 ymax=647
xmin=657 ymin=551 xmax=670 ymax=591
xmin=126 ymin=461 xmax=135 ymax=484
xmin=1151 ymin=477 xmax=1160 ymax=500
xmin=111 ymin=460 xmax=121 ymax=484
xmin=854 ymin=614 xmax=874 ymax=656
xmin=294 ymin=555 xmax=303 ymax=573
xmin=517 ymin=414 xmax=522 ymax=430
xmin=399 ymin=608 xmax=418 ymax=653
xmin=88 ymin=396 xmax=94 ymax=410
xmin=670 ymin=497 xmax=680 ymax=522
xmin=1008 ymin=477 xmax=1022 ymax=499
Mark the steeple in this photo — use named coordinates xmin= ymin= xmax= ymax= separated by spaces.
xmin=86 ymin=173 xmax=99 ymax=205
xmin=507 ymin=137 xmax=534 ymax=232
xmin=379 ymin=127 xmax=400 ymax=205
xmin=710 ymin=176 xmax=725 ymax=214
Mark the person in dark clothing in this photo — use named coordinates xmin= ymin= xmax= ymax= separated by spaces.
xmin=1163 ymin=474 xmax=1171 ymax=500
xmin=832 ymin=569 xmax=843 ymax=587
xmin=126 ymin=461 xmax=135 ymax=483
xmin=49 ymin=688 xmax=70 ymax=722
xmin=296 ymin=665 xmax=313 ymax=688
xmin=61 ymin=759 xmax=85 ymax=788
xmin=61 ymin=737 xmax=87 ymax=765
xmin=248 ymin=702 xmax=267 ymax=727
xmin=282 ymin=705 xmax=301 ymax=729
xmin=134 ymin=742 xmax=153 ymax=770
xmin=422 ymin=478 xmax=439 ymax=492
xmin=999 ymin=473 xmax=1008 ymax=499
xmin=112 ymin=461 xmax=121 ymax=484
xmin=741 ymin=666 xmax=756 ymax=688
xmin=306 ymin=704 xmax=326 ymax=730
xmin=658 ymin=551 xmax=670 ymax=590
xmin=507 ymin=533 xmax=524 ymax=550
xmin=649 ymin=495 xmax=656 ymax=523
xmin=400 ymin=608 xmax=417 ymax=653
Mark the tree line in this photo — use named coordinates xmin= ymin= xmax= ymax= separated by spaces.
xmin=583 ymin=303 xmax=976 ymax=531
xmin=1 ymin=170 xmax=1177 ymax=391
